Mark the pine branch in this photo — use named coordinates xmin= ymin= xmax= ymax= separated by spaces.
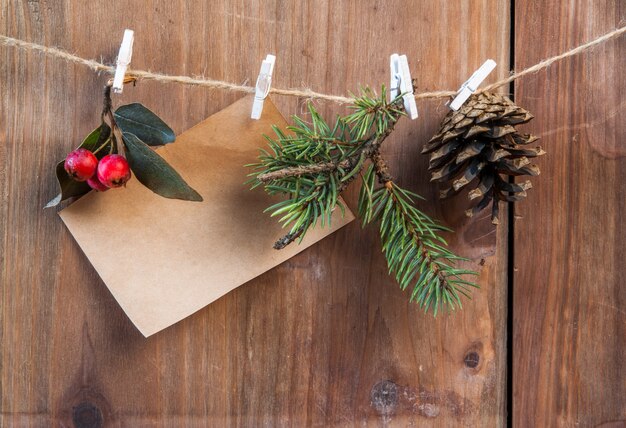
xmin=249 ymin=87 xmax=404 ymax=247
xmin=255 ymin=115 xmax=399 ymax=183
xmin=358 ymin=165 xmax=478 ymax=314
xmin=249 ymin=85 xmax=478 ymax=313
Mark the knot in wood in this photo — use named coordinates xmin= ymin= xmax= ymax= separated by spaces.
xmin=370 ymin=380 xmax=398 ymax=414
xmin=464 ymin=351 xmax=480 ymax=368
xmin=72 ymin=402 xmax=103 ymax=428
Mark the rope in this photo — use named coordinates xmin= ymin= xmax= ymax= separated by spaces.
xmin=1 ymin=25 xmax=624 ymax=104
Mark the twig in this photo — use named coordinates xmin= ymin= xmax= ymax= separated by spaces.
xmin=273 ymin=225 xmax=306 ymax=249
xmin=371 ymin=150 xmax=393 ymax=184
xmin=258 ymin=160 xmax=350 ymax=182
xmin=100 ymin=85 xmax=125 ymax=157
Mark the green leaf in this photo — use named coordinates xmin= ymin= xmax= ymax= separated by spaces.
xmin=44 ymin=125 xmax=111 ymax=208
xmin=114 ymin=103 xmax=175 ymax=146
xmin=122 ymin=132 xmax=203 ymax=201
xmin=44 ymin=161 xmax=91 ymax=208
xmin=81 ymin=123 xmax=111 ymax=152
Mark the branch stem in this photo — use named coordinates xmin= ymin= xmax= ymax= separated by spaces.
xmin=101 ymin=85 xmax=126 ymax=158
xmin=273 ymin=225 xmax=306 ymax=249
xmin=258 ymin=159 xmax=350 ymax=182
xmin=371 ymin=150 xmax=393 ymax=184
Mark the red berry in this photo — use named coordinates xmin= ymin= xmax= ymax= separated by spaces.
xmin=87 ymin=174 xmax=109 ymax=192
xmin=97 ymin=154 xmax=131 ymax=188
xmin=64 ymin=148 xmax=98 ymax=181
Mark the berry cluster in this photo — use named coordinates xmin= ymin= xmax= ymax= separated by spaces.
xmin=47 ymin=83 xmax=202 ymax=208
xmin=64 ymin=149 xmax=131 ymax=192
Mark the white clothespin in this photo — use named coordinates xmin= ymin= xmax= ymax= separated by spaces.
xmin=448 ymin=59 xmax=497 ymax=111
xmin=112 ymin=29 xmax=134 ymax=94
xmin=389 ymin=54 xmax=418 ymax=120
xmin=251 ymin=54 xmax=276 ymax=120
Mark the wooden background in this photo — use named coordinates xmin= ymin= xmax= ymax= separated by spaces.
xmin=0 ymin=0 xmax=623 ymax=426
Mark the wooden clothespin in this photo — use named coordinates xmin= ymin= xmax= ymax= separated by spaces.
xmin=448 ymin=59 xmax=496 ymax=111
xmin=389 ymin=54 xmax=418 ymax=120
xmin=112 ymin=29 xmax=134 ymax=94
xmin=251 ymin=54 xmax=276 ymax=120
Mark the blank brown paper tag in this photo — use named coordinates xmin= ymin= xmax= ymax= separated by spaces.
xmin=60 ymin=96 xmax=354 ymax=337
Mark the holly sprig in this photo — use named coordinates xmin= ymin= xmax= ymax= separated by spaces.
xmin=248 ymin=87 xmax=478 ymax=314
xmin=46 ymin=81 xmax=202 ymax=207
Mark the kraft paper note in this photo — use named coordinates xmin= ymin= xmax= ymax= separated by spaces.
xmin=60 ymin=96 xmax=354 ymax=337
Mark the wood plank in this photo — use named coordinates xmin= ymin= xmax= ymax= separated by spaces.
xmin=514 ymin=2 xmax=626 ymax=426
xmin=1 ymin=1 xmax=509 ymax=425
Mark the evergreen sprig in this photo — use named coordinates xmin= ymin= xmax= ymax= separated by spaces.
xmin=248 ymin=87 xmax=478 ymax=313
xmin=358 ymin=165 xmax=478 ymax=313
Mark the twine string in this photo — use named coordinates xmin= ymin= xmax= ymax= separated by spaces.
xmin=1 ymin=25 xmax=624 ymax=104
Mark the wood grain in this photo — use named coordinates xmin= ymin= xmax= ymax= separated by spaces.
xmin=513 ymin=1 xmax=626 ymax=426
xmin=1 ymin=1 xmax=509 ymax=426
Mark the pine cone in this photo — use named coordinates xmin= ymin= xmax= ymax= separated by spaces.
xmin=423 ymin=92 xmax=545 ymax=224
